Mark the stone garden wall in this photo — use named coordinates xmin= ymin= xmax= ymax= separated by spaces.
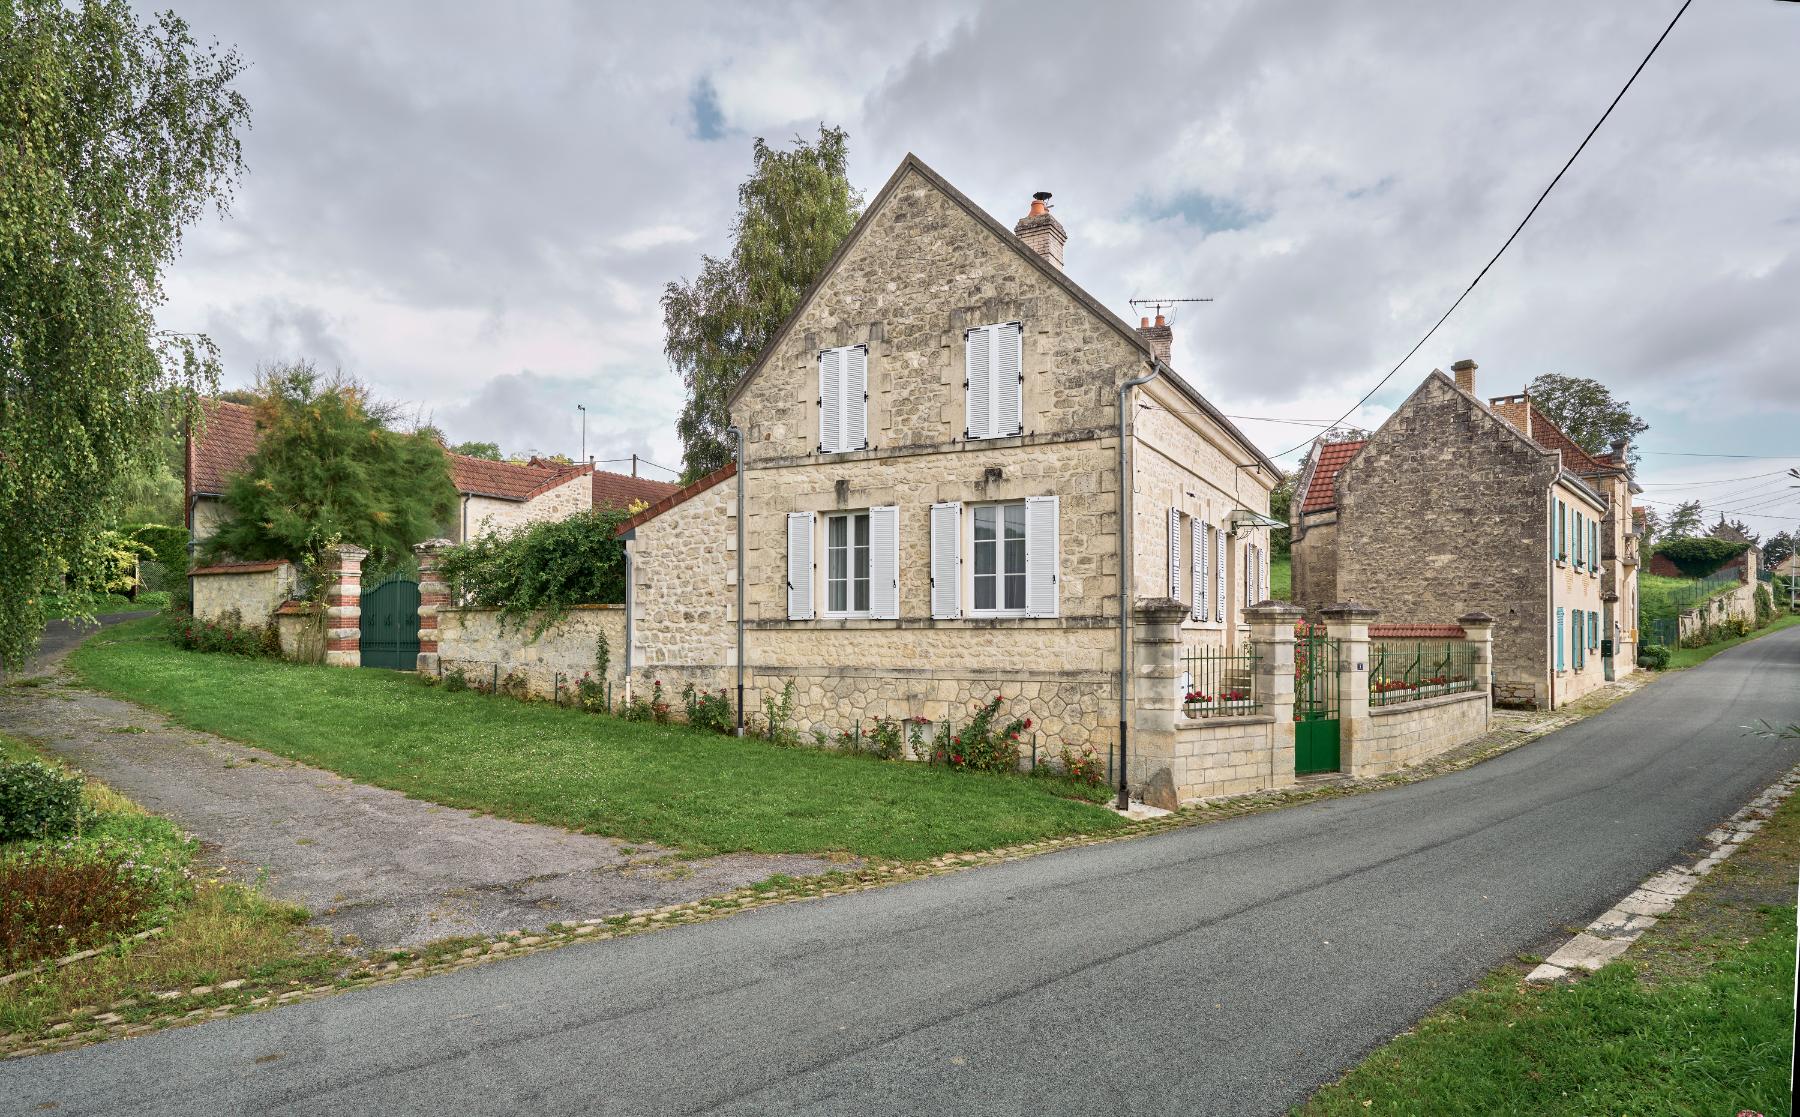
xmin=433 ymin=605 xmax=627 ymax=701
xmin=190 ymin=561 xmax=298 ymax=627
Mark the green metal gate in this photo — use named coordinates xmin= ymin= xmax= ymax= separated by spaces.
xmin=1294 ymin=627 xmax=1341 ymax=775
xmin=359 ymin=575 xmax=420 ymax=671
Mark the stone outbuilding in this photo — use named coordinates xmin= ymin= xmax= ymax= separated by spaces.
xmin=1290 ymin=361 xmax=1641 ymax=709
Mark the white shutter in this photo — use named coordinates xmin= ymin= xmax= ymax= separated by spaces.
xmin=1215 ymin=526 xmax=1226 ymax=622
xmin=869 ymin=505 xmax=898 ymax=620
xmin=995 ymin=322 xmax=1023 ymax=436
xmin=1262 ymin=540 xmax=1271 ymax=604
xmin=1025 ymin=495 xmax=1059 ymax=618
xmin=819 ymin=349 xmax=843 ymax=453
xmin=1168 ymin=507 xmax=1182 ymax=601
xmin=786 ymin=512 xmax=815 ymax=620
xmin=1190 ymin=518 xmax=1204 ymax=621
xmin=930 ymin=502 xmax=961 ymax=619
xmin=1199 ymin=523 xmax=1212 ymax=622
xmin=844 ymin=346 xmax=867 ymax=451
xmin=964 ymin=328 xmax=990 ymax=440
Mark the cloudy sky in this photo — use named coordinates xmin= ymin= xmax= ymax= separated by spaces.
xmin=150 ymin=0 xmax=1799 ymax=532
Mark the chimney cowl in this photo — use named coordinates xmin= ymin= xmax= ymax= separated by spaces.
xmin=1014 ymin=191 xmax=1067 ymax=270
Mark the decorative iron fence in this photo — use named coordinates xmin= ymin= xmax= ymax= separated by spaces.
xmin=1368 ymin=639 xmax=1478 ymax=707
xmin=1180 ymin=646 xmax=1261 ymax=717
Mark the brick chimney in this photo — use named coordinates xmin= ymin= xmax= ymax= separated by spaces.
xmin=1138 ymin=314 xmax=1172 ymax=364
xmin=1451 ymin=358 xmax=1477 ymax=395
xmin=1014 ymin=191 xmax=1066 ymax=270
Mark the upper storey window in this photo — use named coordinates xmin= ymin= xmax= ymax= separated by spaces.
xmin=964 ymin=322 xmax=1023 ymax=440
xmin=819 ymin=345 xmax=867 ymax=454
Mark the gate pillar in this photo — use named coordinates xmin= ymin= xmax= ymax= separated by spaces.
xmin=1320 ymin=602 xmax=1378 ymax=774
xmin=414 ymin=538 xmax=453 ymax=675
xmin=323 ymin=544 xmax=368 ymax=669
xmin=1246 ymin=602 xmax=1304 ymax=790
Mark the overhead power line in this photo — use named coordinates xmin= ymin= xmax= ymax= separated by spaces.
xmin=1638 ymin=469 xmax=1794 ymax=489
xmin=1273 ymin=0 xmax=1695 ymax=461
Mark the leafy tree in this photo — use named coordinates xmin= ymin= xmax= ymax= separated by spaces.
xmin=1763 ymin=531 xmax=1794 ymax=571
xmin=663 ymin=126 xmax=863 ymax=480
xmin=204 ymin=364 xmax=458 ymax=575
xmin=436 ymin=508 xmax=631 ymax=637
xmin=1 ymin=0 xmax=249 ymax=667
xmin=449 ymin=441 xmax=502 ymax=461
xmin=1709 ymin=517 xmax=1758 ymax=545
xmin=1636 ymin=506 xmax=1662 ymax=548
xmin=1525 ymin=374 xmax=1649 ymax=466
xmin=1268 ymin=478 xmax=1294 ymax=557
xmin=1661 ymin=500 xmax=1705 ymax=541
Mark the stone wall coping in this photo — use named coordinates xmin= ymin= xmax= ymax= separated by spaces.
xmin=440 ymin=603 xmax=624 ymax=615
xmin=1456 ymin=610 xmax=1496 ymax=625
xmin=413 ymin=537 xmax=454 ymax=553
xmin=1177 ymin=713 xmax=1277 ymax=730
xmin=1244 ymin=600 xmax=1306 ymax=622
xmin=189 ymin=560 xmax=290 ymax=576
xmin=1367 ymin=689 xmax=1487 ymax=717
xmin=1319 ymin=601 xmax=1381 ymax=620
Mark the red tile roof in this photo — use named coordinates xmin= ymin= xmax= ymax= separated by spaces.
xmin=1486 ymin=396 xmax=1608 ymax=475
xmin=1299 ymin=440 xmax=1368 ymax=515
xmin=615 ymin=462 xmax=736 ymax=536
xmin=448 ymin=454 xmax=590 ymax=502
xmin=592 ymin=469 xmax=680 ymax=511
xmin=187 ymin=400 xmax=260 ymax=497
xmin=1369 ymin=623 xmax=1467 ymax=639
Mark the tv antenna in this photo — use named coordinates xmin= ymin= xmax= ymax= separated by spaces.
xmin=1129 ymin=297 xmax=1213 ymax=320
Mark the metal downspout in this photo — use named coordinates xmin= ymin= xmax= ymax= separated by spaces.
xmin=728 ymin=426 xmax=747 ymax=736
xmin=1116 ymin=360 xmax=1161 ymax=811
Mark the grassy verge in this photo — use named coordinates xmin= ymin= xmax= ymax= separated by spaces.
xmin=69 ymin=619 xmax=1122 ymax=861
xmin=0 ymin=731 xmax=345 ymax=1042
xmin=1297 ymin=775 xmax=1799 ymax=1116
xmin=1667 ymin=610 xmax=1800 ymax=670
xmin=39 ymin=592 xmax=168 ymax=620
xmin=1271 ymin=554 xmax=1292 ymax=601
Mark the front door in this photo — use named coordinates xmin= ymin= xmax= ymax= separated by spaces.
xmin=1294 ymin=627 xmax=1341 ymax=775
xmin=360 ymin=575 xmax=421 ymax=670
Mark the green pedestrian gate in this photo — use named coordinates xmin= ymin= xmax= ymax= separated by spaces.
xmin=1294 ymin=628 xmax=1341 ymax=775
xmin=360 ymin=574 xmax=420 ymax=671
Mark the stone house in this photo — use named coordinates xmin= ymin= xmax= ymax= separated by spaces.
xmin=1290 ymin=361 xmax=1640 ymax=709
xmin=616 ymin=153 xmax=1282 ymax=768
xmin=184 ymin=398 xmax=676 ymax=548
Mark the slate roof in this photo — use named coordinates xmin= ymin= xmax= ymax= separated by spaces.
xmin=592 ymin=469 xmax=680 ymax=511
xmin=1297 ymin=439 xmax=1368 ymax=515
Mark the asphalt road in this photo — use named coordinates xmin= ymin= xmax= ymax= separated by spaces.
xmin=7 ymin=626 xmax=1799 ymax=1116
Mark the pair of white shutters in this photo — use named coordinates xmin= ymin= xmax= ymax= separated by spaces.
xmin=818 ymin=346 xmax=867 ymax=454
xmin=786 ymin=507 xmax=898 ymax=620
xmin=1176 ymin=514 xmax=1228 ymax=622
xmin=929 ymin=497 xmax=1058 ymax=619
xmin=964 ymin=323 xmax=1023 ymax=440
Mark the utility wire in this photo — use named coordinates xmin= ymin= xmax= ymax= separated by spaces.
xmin=1638 ymin=469 xmax=1793 ymax=488
xmin=1637 ymin=451 xmax=1798 ymax=460
xmin=1273 ymin=0 xmax=1695 ymax=460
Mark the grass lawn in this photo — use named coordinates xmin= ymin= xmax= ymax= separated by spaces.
xmin=69 ymin=619 xmax=1123 ymax=861
xmin=1636 ymin=572 xmax=1716 ymax=622
xmin=1271 ymin=554 xmax=1292 ymax=601
xmin=0 ymin=731 xmax=344 ymax=1041
xmin=1297 ymin=776 xmax=1799 ymax=1116
xmin=1666 ymin=610 xmax=1800 ymax=670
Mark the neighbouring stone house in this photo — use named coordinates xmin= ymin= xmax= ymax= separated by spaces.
xmin=615 ymin=153 xmax=1287 ymax=795
xmin=184 ymin=398 xmax=677 ymax=551
xmin=1290 ymin=361 xmax=1641 ymax=709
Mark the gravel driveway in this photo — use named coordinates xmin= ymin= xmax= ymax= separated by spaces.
xmin=0 ymin=622 xmax=844 ymax=949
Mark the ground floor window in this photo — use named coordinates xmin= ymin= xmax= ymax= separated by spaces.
xmin=827 ymin=511 xmax=871 ymax=615
xmin=972 ymin=502 xmax=1027 ymax=612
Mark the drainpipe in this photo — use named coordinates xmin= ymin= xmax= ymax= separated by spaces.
xmin=460 ymin=494 xmax=470 ymax=543
xmin=727 ymin=426 xmax=747 ymax=736
xmin=1116 ymin=359 xmax=1161 ymax=811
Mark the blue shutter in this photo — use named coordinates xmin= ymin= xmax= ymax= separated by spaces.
xmin=1556 ymin=607 xmax=1565 ymax=670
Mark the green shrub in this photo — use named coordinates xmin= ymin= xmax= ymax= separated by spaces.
xmin=1637 ymin=644 xmax=1671 ymax=670
xmin=1754 ymin=586 xmax=1774 ymax=627
xmin=682 ymin=683 xmax=734 ymax=734
xmin=932 ymin=696 xmax=1029 ymax=773
xmin=165 ymin=610 xmax=275 ymax=657
xmin=437 ymin=509 xmax=631 ymax=638
xmin=1652 ymin=537 xmax=1749 ymax=578
xmin=760 ymin=680 xmax=799 ymax=746
xmin=0 ymin=761 xmax=89 ymax=842
xmin=442 ymin=667 xmax=470 ymax=693
xmin=865 ymin=716 xmax=906 ymax=761
xmin=123 ymin=524 xmax=190 ymax=584
xmin=622 ymin=680 xmax=670 ymax=723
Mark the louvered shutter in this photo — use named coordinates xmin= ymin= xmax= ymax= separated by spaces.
xmin=1025 ymin=495 xmax=1059 ymax=618
xmin=1590 ymin=521 xmax=1598 ymax=574
xmin=786 ymin=512 xmax=815 ymax=620
xmin=1215 ymin=525 xmax=1226 ymax=622
xmin=995 ymin=323 xmax=1023 ymax=436
xmin=844 ymin=346 xmax=867 ymax=451
xmin=869 ymin=505 xmax=898 ymax=620
xmin=819 ymin=349 xmax=842 ymax=453
xmin=964 ymin=328 xmax=990 ymax=440
xmin=1168 ymin=507 xmax=1182 ymax=601
xmin=930 ymin=502 xmax=961 ymax=619
xmin=1190 ymin=518 xmax=1204 ymax=621
xmin=1556 ymin=607 xmax=1564 ymax=670
xmin=1262 ymin=540 xmax=1271 ymax=605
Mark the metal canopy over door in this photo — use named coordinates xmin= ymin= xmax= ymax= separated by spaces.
xmin=1294 ymin=626 xmax=1341 ymax=775
xmin=360 ymin=574 xmax=420 ymax=670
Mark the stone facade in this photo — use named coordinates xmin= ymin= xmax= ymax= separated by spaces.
xmin=456 ymin=473 xmax=592 ymax=543
xmin=622 ymin=155 xmax=1275 ymax=784
xmin=434 ymin=605 xmax=627 ymax=701
xmin=191 ymin=561 xmax=298 ymax=626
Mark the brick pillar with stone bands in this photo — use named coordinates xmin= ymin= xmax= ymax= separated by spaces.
xmin=414 ymin=538 xmax=453 ymax=674
xmin=322 ymin=544 xmax=368 ymax=668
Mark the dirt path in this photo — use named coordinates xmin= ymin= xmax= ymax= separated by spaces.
xmin=0 ymin=624 xmax=844 ymax=950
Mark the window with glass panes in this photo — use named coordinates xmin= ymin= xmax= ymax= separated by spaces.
xmin=826 ymin=512 xmax=871 ymax=615
xmin=972 ymin=502 xmax=1027 ymax=612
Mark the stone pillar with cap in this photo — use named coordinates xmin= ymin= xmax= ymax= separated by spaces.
xmin=1131 ymin=598 xmax=1188 ymax=810
xmin=414 ymin=538 xmax=453 ymax=674
xmin=322 ymin=544 xmax=368 ymax=668
xmin=1246 ymin=600 xmax=1304 ymax=790
xmin=1320 ymin=601 xmax=1378 ymax=773
xmin=1458 ymin=610 xmax=1497 ymax=707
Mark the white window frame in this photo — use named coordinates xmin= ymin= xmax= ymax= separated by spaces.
xmin=969 ymin=500 xmax=1030 ymax=616
xmin=823 ymin=510 xmax=873 ymax=618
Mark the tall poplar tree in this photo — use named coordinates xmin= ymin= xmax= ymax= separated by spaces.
xmin=662 ymin=127 xmax=862 ymax=480
xmin=0 ymin=1 xmax=249 ymax=666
